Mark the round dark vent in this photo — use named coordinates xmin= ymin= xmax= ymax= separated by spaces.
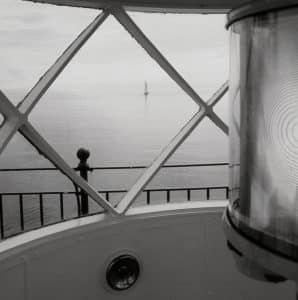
xmin=106 ymin=255 xmax=140 ymax=291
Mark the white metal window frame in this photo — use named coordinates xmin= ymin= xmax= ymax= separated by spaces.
xmin=0 ymin=7 xmax=228 ymax=217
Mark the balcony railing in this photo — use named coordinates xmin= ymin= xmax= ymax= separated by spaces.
xmin=0 ymin=161 xmax=228 ymax=240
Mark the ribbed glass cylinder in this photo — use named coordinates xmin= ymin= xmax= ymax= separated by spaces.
xmin=229 ymin=6 xmax=298 ymax=259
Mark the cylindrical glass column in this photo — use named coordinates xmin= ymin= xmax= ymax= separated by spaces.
xmin=229 ymin=3 xmax=298 ymax=260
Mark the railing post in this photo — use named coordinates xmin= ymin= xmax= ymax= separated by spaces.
xmin=187 ymin=189 xmax=191 ymax=201
xmin=59 ymin=193 xmax=64 ymax=220
xmin=105 ymin=192 xmax=110 ymax=202
xmin=19 ymin=194 xmax=24 ymax=231
xmin=206 ymin=188 xmax=210 ymax=200
xmin=76 ymin=148 xmax=90 ymax=215
xmin=0 ymin=195 xmax=4 ymax=239
xmin=146 ymin=190 xmax=151 ymax=205
xmin=166 ymin=190 xmax=170 ymax=203
xmin=39 ymin=193 xmax=44 ymax=226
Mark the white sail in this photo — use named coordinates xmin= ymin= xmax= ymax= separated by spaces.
xmin=144 ymin=81 xmax=149 ymax=96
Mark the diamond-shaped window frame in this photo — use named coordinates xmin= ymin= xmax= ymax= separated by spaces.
xmin=0 ymin=8 xmax=228 ymax=217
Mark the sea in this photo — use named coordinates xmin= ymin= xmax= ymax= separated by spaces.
xmin=0 ymin=90 xmax=229 ymax=235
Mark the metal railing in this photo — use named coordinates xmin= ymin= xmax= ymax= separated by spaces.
xmin=0 ymin=158 xmax=229 ymax=240
xmin=0 ymin=162 xmax=228 ymax=172
xmin=0 ymin=184 xmax=229 ymax=240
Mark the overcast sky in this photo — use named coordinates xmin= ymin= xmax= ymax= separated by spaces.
xmin=0 ymin=0 xmax=229 ymax=105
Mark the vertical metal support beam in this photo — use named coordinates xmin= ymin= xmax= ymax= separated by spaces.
xmin=18 ymin=10 xmax=110 ymax=116
xmin=117 ymin=108 xmax=206 ymax=214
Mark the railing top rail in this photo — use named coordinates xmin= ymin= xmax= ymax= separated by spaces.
xmin=0 ymin=186 xmax=229 ymax=196
xmin=0 ymin=162 xmax=228 ymax=172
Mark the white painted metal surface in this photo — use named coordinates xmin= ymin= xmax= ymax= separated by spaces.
xmin=0 ymin=204 xmax=294 ymax=300
xmin=23 ymin=0 xmax=250 ymax=13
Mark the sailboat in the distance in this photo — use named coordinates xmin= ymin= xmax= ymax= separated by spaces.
xmin=144 ymin=81 xmax=149 ymax=97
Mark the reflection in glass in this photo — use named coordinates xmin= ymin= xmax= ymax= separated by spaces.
xmin=0 ymin=113 xmax=4 ymax=127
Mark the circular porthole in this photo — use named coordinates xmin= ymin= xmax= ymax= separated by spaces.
xmin=106 ymin=255 xmax=140 ymax=291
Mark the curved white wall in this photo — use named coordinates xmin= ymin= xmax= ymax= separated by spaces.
xmin=0 ymin=202 xmax=294 ymax=300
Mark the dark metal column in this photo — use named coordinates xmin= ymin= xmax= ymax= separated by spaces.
xmin=77 ymin=148 xmax=91 ymax=215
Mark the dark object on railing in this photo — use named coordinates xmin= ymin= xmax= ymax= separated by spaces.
xmin=76 ymin=148 xmax=91 ymax=215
